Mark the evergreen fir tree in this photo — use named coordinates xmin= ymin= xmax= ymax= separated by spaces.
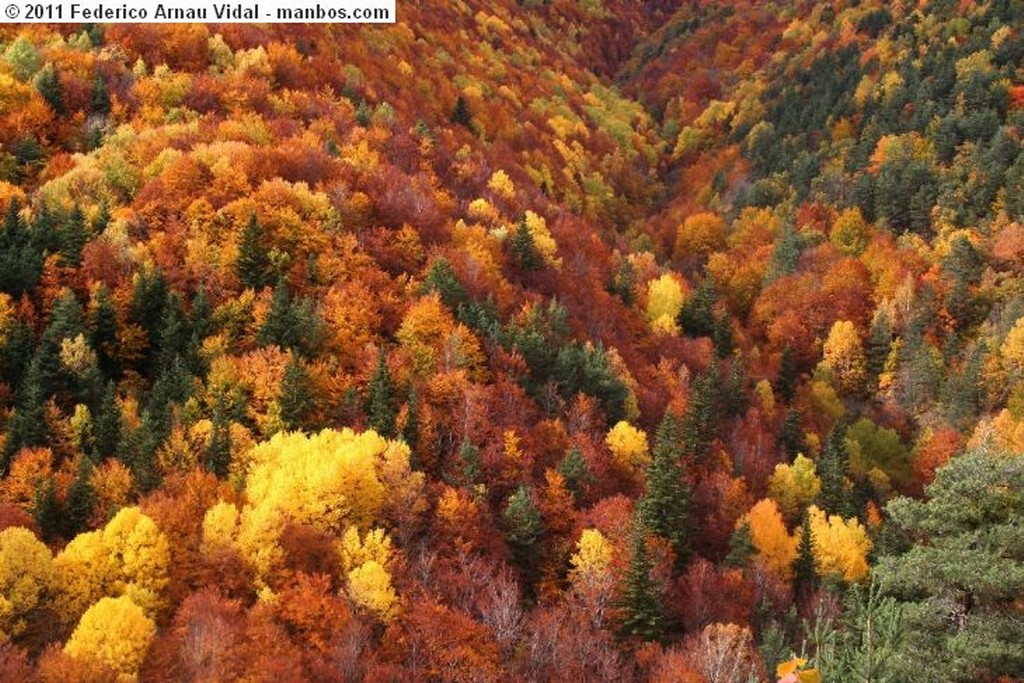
xmin=65 ymin=456 xmax=94 ymax=536
xmin=91 ymin=72 xmax=111 ymax=114
xmin=501 ymin=485 xmax=544 ymax=589
xmin=509 ymin=217 xmax=542 ymax=271
xmin=234 ymin=213 xmax=273 ymax=291
xmin=257 ymin=280 xmax=299 ymax=350
xmin=682 ymin=360 xmax=721 ymax=460
xmin=618 ymin=516 xmax=670 ymax=642
xmin=451 ymin=95 xmax=473 ymax=130
xmin=639 ymin=412 xmax=691 ymax=565
xmin=278 ymin=354 xmax=310 ymax=432
xmin=422 ymin=259 xmax=468 ymax=311
xmin=5 ymin=359 xmax=50 ymax=465
xmin=367 ymin=350 xmax=397 ymax=437
xmin=816 ymin=427 xmax=852 ymax=517
xmin=778 ymin=408 xmax=806 ymax=458
xmin=557 ymin=445 xmax=590 ymax=499
xmin=33 ymin=477 xmax=60 ymax=540
xmin=206 ymin=390 xmax=232 ymax=478
xmin=58 ymin=204 xmax=88 ymax=267
xmin=777 ymin=344 xmax=798 ymax=403
xmin=34 ymin=63 xmax=63 ymax=114
xmin=866 ymin=311 xmax=892 ymax=381
xmin=794 ymin=512 xmax=817 ymax=597
xmin=93 ymin=381 xmax=122 ymax=460
xmin=677 ymin=278 xmax=716 ymax=338
xmin=454 ymin=439 xmax=481 ymax=486
xmin=726 ymin=521 xmax=755 ymax=568
xmin=89 ymin=285 xmax=118 ymax=376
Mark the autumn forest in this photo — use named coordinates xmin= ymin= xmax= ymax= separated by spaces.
xmin=0 ymin=1 xmax=1023 ymax=681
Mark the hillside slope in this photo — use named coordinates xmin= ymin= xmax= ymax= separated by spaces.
xmin=0 ymin=2 xmax=1022 ymax=681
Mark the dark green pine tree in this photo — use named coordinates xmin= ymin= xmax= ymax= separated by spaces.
xmin=794 ymin=511 xmax=817 ymax=598
xmin=64 ymin=456 xmax=95 ymax=536
xmin=453 ymin=439 xmax=481 ymax=486
xmin=278 ymin=354 xmax=310 ymax=432
xmin=866 ymin=312 xmax=892 ymax=381
xmin=206 ymin=390 xmax=232 ymax=478
xmin=93 ymin=381 xmax=122 ymax=460
xmin=677 ymin=278 xmax=716 ymax=338
xmin=639 ymin=412 xmax=691 ymax=565
xmin=501 ymin=485 xmax=545 ymax=590
xmin=366 ymin=350 xmax=397 ymax=437
xmin=723 ymin=359 xmax=747 ymax=417
xmin=4 ymin=358 xmax=50 ymax=467
xmin=557 ymin=445 xmax=590 ymax=499
xmin=33 ymin=477 xmax=61 ymax=540
xmin=0 ymin=198 xmax=43 ymax=296
xmin=234 ymin=213 xmax=273 ymax=291
xmin=421 ymin=259 xmax=468 ymax=311
xmin=450 ymin=95 xmax=473 ymax=130
xmin=58 ymin=204 xmax=88 ymax=267
xmin=618 ymin=517 xmax=670 ymax=643
xmin=682 ymin=360 xmax=721 ymax=460
xmin=778 ymin=408 xmax=806 ymax=458
xmin=91 ymin=201 xmax=111 ymax=234
xmin=726 ymin=521 xmax=754 ymax=568
xmin=777 ymin=344 xmax=798 ymax=403
xmin=257 ymin=280 xmax=299 ymax=350
xmin=34 ymin=63 xmax=63 ymax=114
xmin=816 ymin=427 xmax=851 ymax=516
xmin=712 ymin=314 xmax=735 ymax=358
xmin=91 ymin=72 xmax=111 ymax=115
xmin=509 ymin=217 xmax=542 ymax=271
xmin=89 ymin=284 xmax=118 ymax=376
xmin=155 ymin=292 xmax=188 ymax=374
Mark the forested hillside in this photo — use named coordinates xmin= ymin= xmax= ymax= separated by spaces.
xmin=0 ymin=1 xmax=1023 ymax=681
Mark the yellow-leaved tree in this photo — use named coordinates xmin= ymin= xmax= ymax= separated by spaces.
xmin=742 ymin=499 xmax=798 ymax=579
xmin=645 ymin=274 xmax=685 ymax=334
xmin=806 ymin=505 xmax=872 ymax=582
xmin=54 ymin=506 xmax=170 ymax=625
xmin=605 ymin=420 xmax=650 ymax=474
xmin=766 ymin=454 xmax=821 ymax=521
xmin=347 ymin=560 xmax=399 ymax=622
xmin=820 ymin=320 xmax=867 ymax=395
xmin=64 ymin=595 xmax=156 ymax=681
xmin=569 ymin=528 xmax=613 ymax=585
xmin=0 ymin=527 xmax=55 ymax=638
xmin=216 ymin=428 xmax=421 ymax=582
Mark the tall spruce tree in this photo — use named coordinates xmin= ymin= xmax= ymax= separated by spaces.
xmin=639 ymin=412 xmax=691 ymax=565
xmin=367 ymin=350 xmax=397 ymax=437
xmin=234 ymin=213 xmax=273 ymax=290
xmin=618 ymin=516 xmax=670 ymax=642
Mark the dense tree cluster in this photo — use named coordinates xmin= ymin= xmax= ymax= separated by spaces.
xmin=0 ymin=1 xmax=1021 ymax=680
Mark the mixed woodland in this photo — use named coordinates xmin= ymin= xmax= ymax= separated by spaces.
xmin=0 ymin=1 xmax=1023 ymax=681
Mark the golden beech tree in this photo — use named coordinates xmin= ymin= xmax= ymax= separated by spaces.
xmin=219 ymin=428 xmax=422 ymax=582
xmin=605 ymin=420 xmax=650 ymax=474
xmin=64 ymin=595 xmax=156 ymax=681
xmin=0 ymin=527 xmax=55 ymax=638
xmin=569 ymin=528 xmax=614 ymax=586
xmin=820 ymin=319 xmax=867 ymax=395
xmin=741 ymin=499 xmax=797 ymax=579
xmin=645 ymin=273 xmax=685 ymax=334
xmin=54 ymin=507 xmax=170 ymax=625
xmin=347 ymin=560 xmax=399 ymax=623
xmin=806 ymin=505 xmax=872 ymax=582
